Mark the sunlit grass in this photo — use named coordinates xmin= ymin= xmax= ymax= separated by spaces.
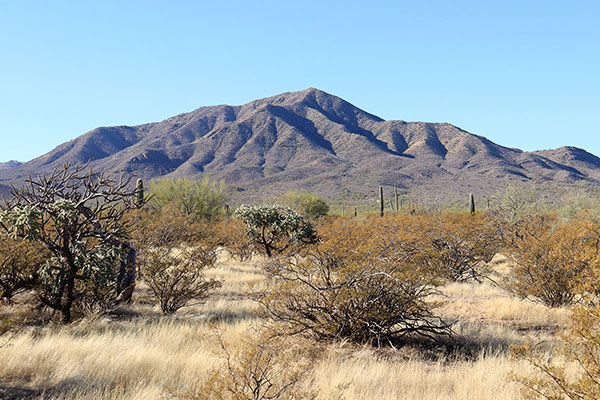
xmin=0 ymin=251 xmax=567 ymax=399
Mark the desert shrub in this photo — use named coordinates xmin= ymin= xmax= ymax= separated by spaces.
xmin=386 ymin=212 xmax=499 ymax=282
xmin=215 ymin=217 xmax=254 ymax=262
xmin=0 ymin=307 xmax=53 ymax=336
xmin=148 ymin=177 xmax=228 ymax=220
xmin=487 ymin=184 xmax=547 ymax=246
xmin=133 ymin=204 xmax=221 ymax=313
xmin=0 ymin=233 xmax=49 ymax=302
xmin=0 ymin=164 xmax=139 ymax=323
xmin=427 ymin=213 xmax=498 ymax=282
xmin=506 ymin=216 xmax=598 ymax=307
xmin=368 ymin=212 xmax=499 ymax=283
xmin=233 ymin=205 xmax=318 ymax=257
xmin=279 ymin=190 xmax=329 ymax=218
xmin=512 ymin=304 xmax=600 ymax=399
xmin=189 ymin=328 xmax=319 ymax=400
xmin=558 ymin=189 xmax=600 ymax=219
xmin=142 ymin=246 xmax=220 ymax=314
xmin=259 ymin=218 xmax=450 ymax=346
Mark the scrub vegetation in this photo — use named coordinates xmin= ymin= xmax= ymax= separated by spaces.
xmin=1 ymin=171 xmax=599 ymax=400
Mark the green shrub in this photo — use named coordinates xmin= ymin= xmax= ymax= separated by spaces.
xmin=486 ymin=184 xmax=543 ymax=246
xmin=148 ymin=177 xmax=228 ymax=220
xmin=279 ymin=190 xmax=329 ymax=218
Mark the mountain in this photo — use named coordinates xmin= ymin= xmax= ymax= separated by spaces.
xmin=1 ymin=88 xmax=598 ymax=203
xmin=531 ymin=147 xmax=600 ymax=181
xmin=0 ymin=160 xmax=22 ymax=171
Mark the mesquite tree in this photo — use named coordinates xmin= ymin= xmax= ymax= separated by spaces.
xmin=0 ymin=163 xmax=140 ymax=323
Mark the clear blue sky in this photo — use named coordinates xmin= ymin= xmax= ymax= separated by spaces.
xmin=1 ymin=1 xmax=598 ymax=162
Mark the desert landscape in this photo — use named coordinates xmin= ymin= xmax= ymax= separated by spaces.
xmin=2 ymin=2 xmax=599 ymax=399
xmin=0 ymin=242 xmax=574 ymax=399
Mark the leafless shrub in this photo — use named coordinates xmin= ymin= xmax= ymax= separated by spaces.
xmin=258 ymin=218 xmax=451 ymax=347
xmin=133 ymin=204 xmax=221 ymax=314
xmin=185 ymin=328 xmax=320 ymax=400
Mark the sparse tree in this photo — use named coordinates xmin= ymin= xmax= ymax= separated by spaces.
xmin=487 ymin=184 xmax=543 ymax=246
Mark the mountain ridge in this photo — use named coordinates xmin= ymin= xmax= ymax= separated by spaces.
xmin=1 ymin=88 xmax=598 ymax=201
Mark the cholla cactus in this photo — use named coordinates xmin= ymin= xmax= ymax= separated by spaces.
xmin=0 ymin=163 xmax=140 ymax=323
xmin=233 ymin=204 xmax=317 ymax=257
xmin=0 ymin=206 xmax=42 ymax=240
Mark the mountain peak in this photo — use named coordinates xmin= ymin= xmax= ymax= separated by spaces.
xmin=0 ymin=160 xmax=22 ymax=170
xmin=1 ymin=90 xmax=599 ymax=201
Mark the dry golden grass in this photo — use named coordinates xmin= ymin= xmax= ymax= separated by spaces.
xmin=313 ymin=346 xmax=532 ymax=400
xmin=439 ymin=281 xmax=568 ymax=329
xmin=439 ymin=254 xmax=569 ymax=329
xmin=0 ymin=251 xmax=567 ymax=400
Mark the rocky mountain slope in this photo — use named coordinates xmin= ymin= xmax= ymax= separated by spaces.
xmin=1 ymin=88 xmax=598 ymax=202
xmin=0 ymin=161 xmax=22 ymax=171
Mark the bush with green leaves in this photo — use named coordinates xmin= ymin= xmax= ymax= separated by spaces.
xmin=278 ymin=190 xmax=329 ymax=218
xmin=487 ymin=184 xmax=543 ymax=246
xmin=233 ymin=205 xmax=318 ymax=257
xmin=148 ymin=177 xmax=228 ymax=220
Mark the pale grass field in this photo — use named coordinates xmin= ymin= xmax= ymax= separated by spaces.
xmin=0 ymin=251 xmax=565 ymax=399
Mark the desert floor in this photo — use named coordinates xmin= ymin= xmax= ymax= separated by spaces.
xmin=0 ymin=253 xmax=567 ymax=400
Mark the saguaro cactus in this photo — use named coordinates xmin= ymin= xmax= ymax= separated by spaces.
xmin=135 ymin=178 xmax=144 ymax=208
xmin=469 ymin=193 xmax=475 ymax=214
xmin=394 ymin=184 xmax=399 ymax=215
xmin=379 ymin=186 xmax=384 ymax=217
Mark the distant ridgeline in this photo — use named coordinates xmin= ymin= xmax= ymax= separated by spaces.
xmin=2 ymin=88 xmax=600 ymax=205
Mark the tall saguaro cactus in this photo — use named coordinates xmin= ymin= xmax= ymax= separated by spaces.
xmin=379 ymin=186 xmax=384 ymax=217
xmin=394 ymin=184 xmax=399 ymax=215
xmin=136 ymin=178 xmax=144 ymax=208
xmin=469 ymin=193 xmax=475 ymax=214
